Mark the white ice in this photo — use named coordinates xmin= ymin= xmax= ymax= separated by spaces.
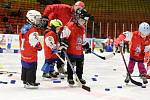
xmin=0 ymin=50 xmax=150 ymax=100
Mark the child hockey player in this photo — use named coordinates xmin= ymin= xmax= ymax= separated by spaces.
xmin=115 ymin=22 xmax=150 ymax=86
xmin=41 ymin=19 xmax=65 ymax=78
xmin=41 ymin=1 xmax=85 ymax=76
xmin=19 ymin=10 xmax=42 ymax=88
xmin=60 ymin=8 xmax=91 ymax=85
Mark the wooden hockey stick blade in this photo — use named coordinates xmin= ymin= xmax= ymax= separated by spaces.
xmin=91 ymin=52 xmax=105 ymax=60
xmin=82 ymin=85 xmax=91 ymax=92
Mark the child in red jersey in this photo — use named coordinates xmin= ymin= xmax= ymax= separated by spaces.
xmin=60 ymin=9 xmax=91 ymax=85
xmin=41 ymin=19 xmax=65 ymax=78
xmin=115 ymin=22 xmax=150 ymax=85
xmin=19 ymin=10 xmax=42 ymax=88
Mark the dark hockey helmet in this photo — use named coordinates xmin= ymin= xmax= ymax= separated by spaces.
xmin=75 ymin=8 xmax=90 ymax=21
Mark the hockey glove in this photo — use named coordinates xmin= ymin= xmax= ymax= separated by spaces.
xmin=114 ymin=34 xmax=126 ymax=47
xmin=29 ymin=32 xmax=40 ymax=47
xmin=59 ymin=41 xmax=68 ymax=51
xmin=144 ymin=45 xmax=150 ymax=52
xmin=38 ymin=16 xmax=49 ymax=29
xmin=52 ymin=49 xmax=60 ymax=54
xmin=83 ymin=42 xmax=91 ymax=53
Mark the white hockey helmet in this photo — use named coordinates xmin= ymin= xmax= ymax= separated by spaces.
xmin=26 ymin=10 xmax=42 ymax=25
xmin=139 ymin=22 xmax=150 ymax=37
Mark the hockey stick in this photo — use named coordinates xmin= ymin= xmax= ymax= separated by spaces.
xmin=120 ymin=47 xmax=142 ymax=86
xmin=56 ymin=53 xmax=66 ymax=64
xmin=91 ymin=51 xmax=115 ymax=60
xmin=63 ymin=51 xmax=91 ymax=92
xmin=0 ymin=71 xmax=19 ymax=75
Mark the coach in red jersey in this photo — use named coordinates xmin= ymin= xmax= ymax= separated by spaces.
xmin=19 ymin=10 xmax=42 ymax=88
xmin=43 ymin=1 xmax=85 ymax=25
xmin=41 ymin=1 xmax=85 ymax=75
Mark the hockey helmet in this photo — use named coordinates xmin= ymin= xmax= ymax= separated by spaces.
xmin=74 ymin=8 xmax=90 ymax=25
xmin=75 ymin=9 xmax=90 ymax=21
xmin=49 ymin=19 xmax=63 ymax=33
xmin=49 ymin=19 xmax=63 ymax=28
xmin=139 ymin=22 xmax=150 ymax=37
xmin=26 ymin=10 xmax=42 ymax=25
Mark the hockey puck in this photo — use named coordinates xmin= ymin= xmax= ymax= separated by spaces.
xmin=94 ymin=75 xmax=98 ymax=77
xmin=10 ymin=80 xmax=16 ymax=84
xmin=91 ymin=78 xmax=97 ymax=81
xmin=60 ymin=77 xmax=64 ymax=79
xmin=113 ymin=68 xmax=116 ymax=71
xmin=117 ymin=85 xmax=122 ymax=88
xmin=105 ymin=88 xmax=110 ymax=91
xmin=53 ymin=80 xmax=61 ymax=83
xmin=8 ymin=74 xmax=13 ymax=77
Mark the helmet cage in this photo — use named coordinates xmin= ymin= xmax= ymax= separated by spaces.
xmin=74 ymin=9 xmax=90 ymax=25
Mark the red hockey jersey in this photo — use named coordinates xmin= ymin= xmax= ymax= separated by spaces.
xmin=66 ymin=22 xmax=85 ymax=56
xmin=19 ymin=27 xmax=42 ymax=62
xmin=44 ymin=30 xmax=58 ymax=60
xmin=130 ymin=31 xmax=145 ymax=61
xmin=43 ymin=4 xmax=74 ymax=25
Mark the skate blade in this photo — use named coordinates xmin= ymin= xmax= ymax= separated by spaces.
xmin=68 ymin=84 xmax=79 ymax=88
xmin=42 ymin=77 xmax=51 ymax=81
xmin=25 ymin=85 xmax=39 ymax=89
xmin=142 ymin=84 xmax=146 ymax=88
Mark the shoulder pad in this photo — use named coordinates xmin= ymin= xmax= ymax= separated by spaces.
xmin=21 ymin=23 xmax=32 ymax=34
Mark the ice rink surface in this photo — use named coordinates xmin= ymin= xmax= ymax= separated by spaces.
xmin=0 ymin=50 xmax=150 ymax=100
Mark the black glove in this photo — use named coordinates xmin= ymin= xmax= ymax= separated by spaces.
xmin=59 ymin=40 xmax=68 ymax=51
xmin=83 ymin=42 xmax=91 ymax=53
xmin=38 ymin=16 xmax=49 ymax=29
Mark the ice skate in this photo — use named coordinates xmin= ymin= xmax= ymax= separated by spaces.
xmin=124 ymin=73 xmax=130 ymax=84
xmin=68 ymin=79 xmax=75 ymax=87
xmin=57 ymin=68 xmax=67 ymax=79
xmin=76 ymin=78 xmax=86 ymax=84
xmin=59 ymin=73 xmax=65 ymax=80
xmin=58 ymin=67 xmax=67 ymax=75
xmin=23 ymin=81 xmax=27 ymax=88
xmin=25 ymin=82 xmax=40 ymax=89
xmin=42 ymin=73 xmax=52 ymax=79
xmin=141 ymin=74 xmax=148 ymax=84
xmin=49 ymin=71 xmax=58 ymax=78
